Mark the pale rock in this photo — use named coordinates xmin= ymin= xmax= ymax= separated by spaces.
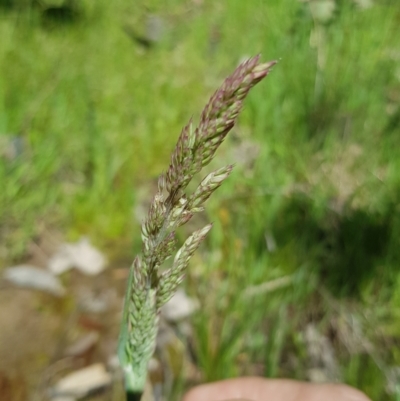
xmin=3 ymin=265 xmax=65 ymax=296
xmin=48 ymin=237 xmax=106 ymax=275
xmin=51 ymin=363 xmax=111 ymax=399
xmin=161 ymin=289 xmax=199 ymax=322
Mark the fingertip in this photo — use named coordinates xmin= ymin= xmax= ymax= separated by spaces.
xmin=339 ymin=385 xmax=372 ymax=401
xmin=182 ymin=377 xmax=298 ymax=401
xmin=183 ymin=378 xmax=372 ymax=401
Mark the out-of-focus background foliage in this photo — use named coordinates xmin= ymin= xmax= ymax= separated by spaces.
xmin=1 ymin=0 xmax=400 ymax=400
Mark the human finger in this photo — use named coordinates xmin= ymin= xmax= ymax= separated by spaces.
xmin=183 ymin=377 xmax=371 ymax=401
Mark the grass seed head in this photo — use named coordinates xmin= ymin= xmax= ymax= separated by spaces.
xmin=118 ymin=55 xmax=276 ymax=394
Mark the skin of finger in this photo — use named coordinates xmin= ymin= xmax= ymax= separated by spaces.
xmin=182 ymin=377 xmax=372 ymax=401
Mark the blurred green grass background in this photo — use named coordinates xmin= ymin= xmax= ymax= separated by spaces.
xmin=1 ymin=0 xmax=400 ymax=399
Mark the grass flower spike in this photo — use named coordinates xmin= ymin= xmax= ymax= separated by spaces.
xmin=118 ymin=55 xmax=276 ymax=399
